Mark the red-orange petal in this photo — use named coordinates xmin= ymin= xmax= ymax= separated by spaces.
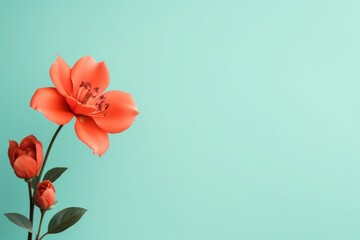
xmin=74 ymin=116 xmax=109 ymax=156
xmin=19 ymin=135 xmax=37 ymax=149
xmin=30 ymin=87 xmax=74 ymax=125
xmin=13 ymin=155 xmax=38 ymax=179
xmin=8 ymin=140 xmax=18 ymax=167
xmin=18 ymin=135 xmax=43 ymax=168
xmin=35 ymin=140 xmax=43 ymax=168
xmin=50 ymin=55 xmax=73 ymax=96
xmin=70 ymin=56 xmax=109 ymax=97
xmin=42 ymin=188 xmax=55 ymax=207
xmin=90 ymin=90 xmax=139 ymax=133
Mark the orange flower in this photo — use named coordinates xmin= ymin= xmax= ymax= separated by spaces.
xmin=8 ymin=135 xmax=43 ymax=180
xmin=30 ymin=55 xmax=138 ymax=156
xmin=34 ymin=180 xmax=56 ymax=210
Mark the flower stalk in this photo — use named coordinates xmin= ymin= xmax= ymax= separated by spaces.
xmin=35 ymin=211 xmax=45 ymax=240
xmin=27 ymin=183 xmax=34 ymax=240
xmin=33 ymin=125 xmax=63 ymax=197
xmin=39 ymin=233 xmax=48 ymax=240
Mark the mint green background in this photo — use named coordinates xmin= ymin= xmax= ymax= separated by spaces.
xmin=1 ymin=0 xmax=360 ymax=239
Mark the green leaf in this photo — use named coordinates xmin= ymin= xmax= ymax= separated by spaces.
xmin=4 ymin=213 xmax=34 ymax=233
xmin=48 ymin=207 xmax=87 ymax=234
xmin=30 ymin=176 xmax=39 ymax=189
xmin=43 ymin=167 xmax=67 ymax=183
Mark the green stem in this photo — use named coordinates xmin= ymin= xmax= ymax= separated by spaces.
xmin=27 ymin=183 xmax=34 ymax=240
xmin=38 ymin=233 xmax=48 ymax=240
xmin=33 ymin=125 xmax=63 ymax=196
xmin=35 ymin=211 xmax=45 ymax=240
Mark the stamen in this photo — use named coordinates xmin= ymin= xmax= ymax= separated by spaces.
xmin=77 ymin=82 xmax=110 ymax=115
xmin=79 ymin=81 xmax=91 ymax=89
xmin=78 ymin=81 xmax=98 ymax=104
xmin=96 ymin=100 xmax=105 ymax=111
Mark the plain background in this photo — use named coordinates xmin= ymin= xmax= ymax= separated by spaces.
xmin=1 ymin=0 xmax=360 ymax=239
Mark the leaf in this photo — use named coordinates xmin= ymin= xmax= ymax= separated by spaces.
xmin=31 ymin=176 xmax=39 ymax=189
xmin=48 ymin=207 xmax=87 ymax=234
xmin=43 ymin=167 xmax=67 ymax=183
xmin=4 ymin=213 xmax=34 ymax=233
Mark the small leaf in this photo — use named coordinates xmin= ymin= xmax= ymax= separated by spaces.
xmin=43 ymin=167 xmax=67 ymax=183
xmin=31 ymin=176 xmax=39 ymax=189
xmin=48 ymin=207 xmax=87 ymax=234
xmin=4 ymin=213 xmax=34 ymax=233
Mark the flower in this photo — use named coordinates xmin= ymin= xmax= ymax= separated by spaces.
xmin=8 ymin=135 xmax=43 ymax=180
xmin=34 ymin=180 xmax=56 ymax=210
xmin=30 ymin=55 xmax=138 ymax=156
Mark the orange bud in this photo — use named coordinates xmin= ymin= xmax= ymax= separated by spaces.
xmin=34 ymin=180 xmax=56 ymax=210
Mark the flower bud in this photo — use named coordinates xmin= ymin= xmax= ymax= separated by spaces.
xmin=8 ymin=135 xmax=43 ymax=180
xmin=34 ymin=180 xmax=56 ymax=210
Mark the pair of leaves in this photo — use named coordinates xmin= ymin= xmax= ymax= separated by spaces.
xmin=6 ymin=168 xmax=86 ymax=235
xmin=31 ymin=167 xmax=67 ymax=189
xmin=4 ymin=207 xmax=87 ymax=235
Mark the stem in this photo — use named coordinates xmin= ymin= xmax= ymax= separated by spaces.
xmin=33 ymin=125 xmax=63 ymax=196
xmin=27 ymin=183 xmax=35 ymax=240
xmin=39 ymin=233 xmax=48 ymax=240
xmin=35 ymin=211 xmax=45 ymax=240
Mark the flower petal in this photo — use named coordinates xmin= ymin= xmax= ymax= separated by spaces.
xmin=19 ymin=135 xmax=37 ymax=149
xmin=31 ymin=88 xmax=74 ymax=125
xmin=90 ymin=91 xmax=139 ymax=133
xmin=41 ymin=188 xmax=56 ymax=208
xmin=70 ymin=56 xmax=109 ymax=96
xmin=13 ymin=155 xmax=39 ymax=179
xmin=18 ymin=135 xmax=43 ymax=168
xmin=50 ymin=55 xmax=73 ymax=96
xmin=35 ymin=140 xmax=43 ymax=168
xmin=75 ymin=116 xmax=109 ymax=156
xmin=8 ymin=140 xmax=18 ymax=167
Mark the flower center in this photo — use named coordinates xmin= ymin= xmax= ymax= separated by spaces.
xmin=78 ymin=81 xmax=97 ymax=104
xmin=78 ymin=81 xmax=110 ymax=114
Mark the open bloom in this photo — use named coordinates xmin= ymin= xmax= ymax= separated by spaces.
xmin=34 ymin=180 xmax=56 ymax=210
xmin=8 ymin=135 xmax=43 ymax=180
xmin=30 ymin=55 xmax=138 ymax=156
